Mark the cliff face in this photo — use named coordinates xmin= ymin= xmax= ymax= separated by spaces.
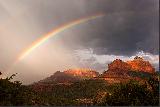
xmin=102 ymin=59 xmax=131 ymax=83
xmin=108 ymin=59 xmax=131 ymax=72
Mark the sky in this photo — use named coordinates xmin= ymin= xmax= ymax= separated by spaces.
xmin=0 ymin=0 xmax=159 ymax=84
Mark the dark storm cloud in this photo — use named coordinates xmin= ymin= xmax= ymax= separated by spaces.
xmin=11 ymin=0 xmax=158 ymax=56
xmin=66 ymin=0 xmax=159 ymax=56
xmin=81 ymin=10 xmax=159 ymax=55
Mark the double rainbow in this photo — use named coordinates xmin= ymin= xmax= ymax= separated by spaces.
xmin=18 ymin=13 xmax=105 ymax=61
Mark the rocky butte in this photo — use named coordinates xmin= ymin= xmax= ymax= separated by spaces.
xmin=126 ymin=56 xmax=155 ymax=73
xmin=101 ymin=56 xmax=156 ymax=83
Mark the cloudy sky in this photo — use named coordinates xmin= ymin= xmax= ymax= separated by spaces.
xmin=0 ymin=0 xmax=159 ymax=84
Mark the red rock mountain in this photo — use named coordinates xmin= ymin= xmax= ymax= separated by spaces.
xmin=31 ymin=69 xmax=99 ymax=92
xmin=101 ymin=56 xmax=155 ymax=83
xmin=126 ymin=56 xmax=155 ymax=73
xmin=102 ymin=59 xmax=131 ymax=83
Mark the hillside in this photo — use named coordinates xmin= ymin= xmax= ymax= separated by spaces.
xmin=31 ymin=69 xmax=99 ymax=92
xmin=33 ymin=68 xmax=99 ymax=85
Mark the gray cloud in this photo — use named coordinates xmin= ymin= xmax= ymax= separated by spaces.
xmin=63 ymin=0 xmax=159 ymax=55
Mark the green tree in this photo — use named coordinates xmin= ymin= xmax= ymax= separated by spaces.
xmin=97 ymin=78 xmax=159 ymax=106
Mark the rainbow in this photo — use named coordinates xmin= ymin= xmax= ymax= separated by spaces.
xmin=18 ymin=13 xmax=105 ymax=61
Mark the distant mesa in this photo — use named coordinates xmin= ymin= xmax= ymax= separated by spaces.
xmin=31 ymin=68 xmax=100 ymax=92
xmin=37 ymin=71 xmax=79 ymax=84
xmin=64 ymin=68 xmax=99 ymax=78
xmin=36 ymin=68 xmax=99 ymax=85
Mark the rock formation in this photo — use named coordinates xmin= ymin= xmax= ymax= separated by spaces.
xmin=101 ymin=56 xmax=156 ymax=83
xmin=33 ymin=56 xmax=156 ymax=86
xmin=126 ymin=56 xmax=155 ymax=73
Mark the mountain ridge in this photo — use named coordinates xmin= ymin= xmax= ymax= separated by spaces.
xmin=33 ymin=56 xmax=156 ymax=85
